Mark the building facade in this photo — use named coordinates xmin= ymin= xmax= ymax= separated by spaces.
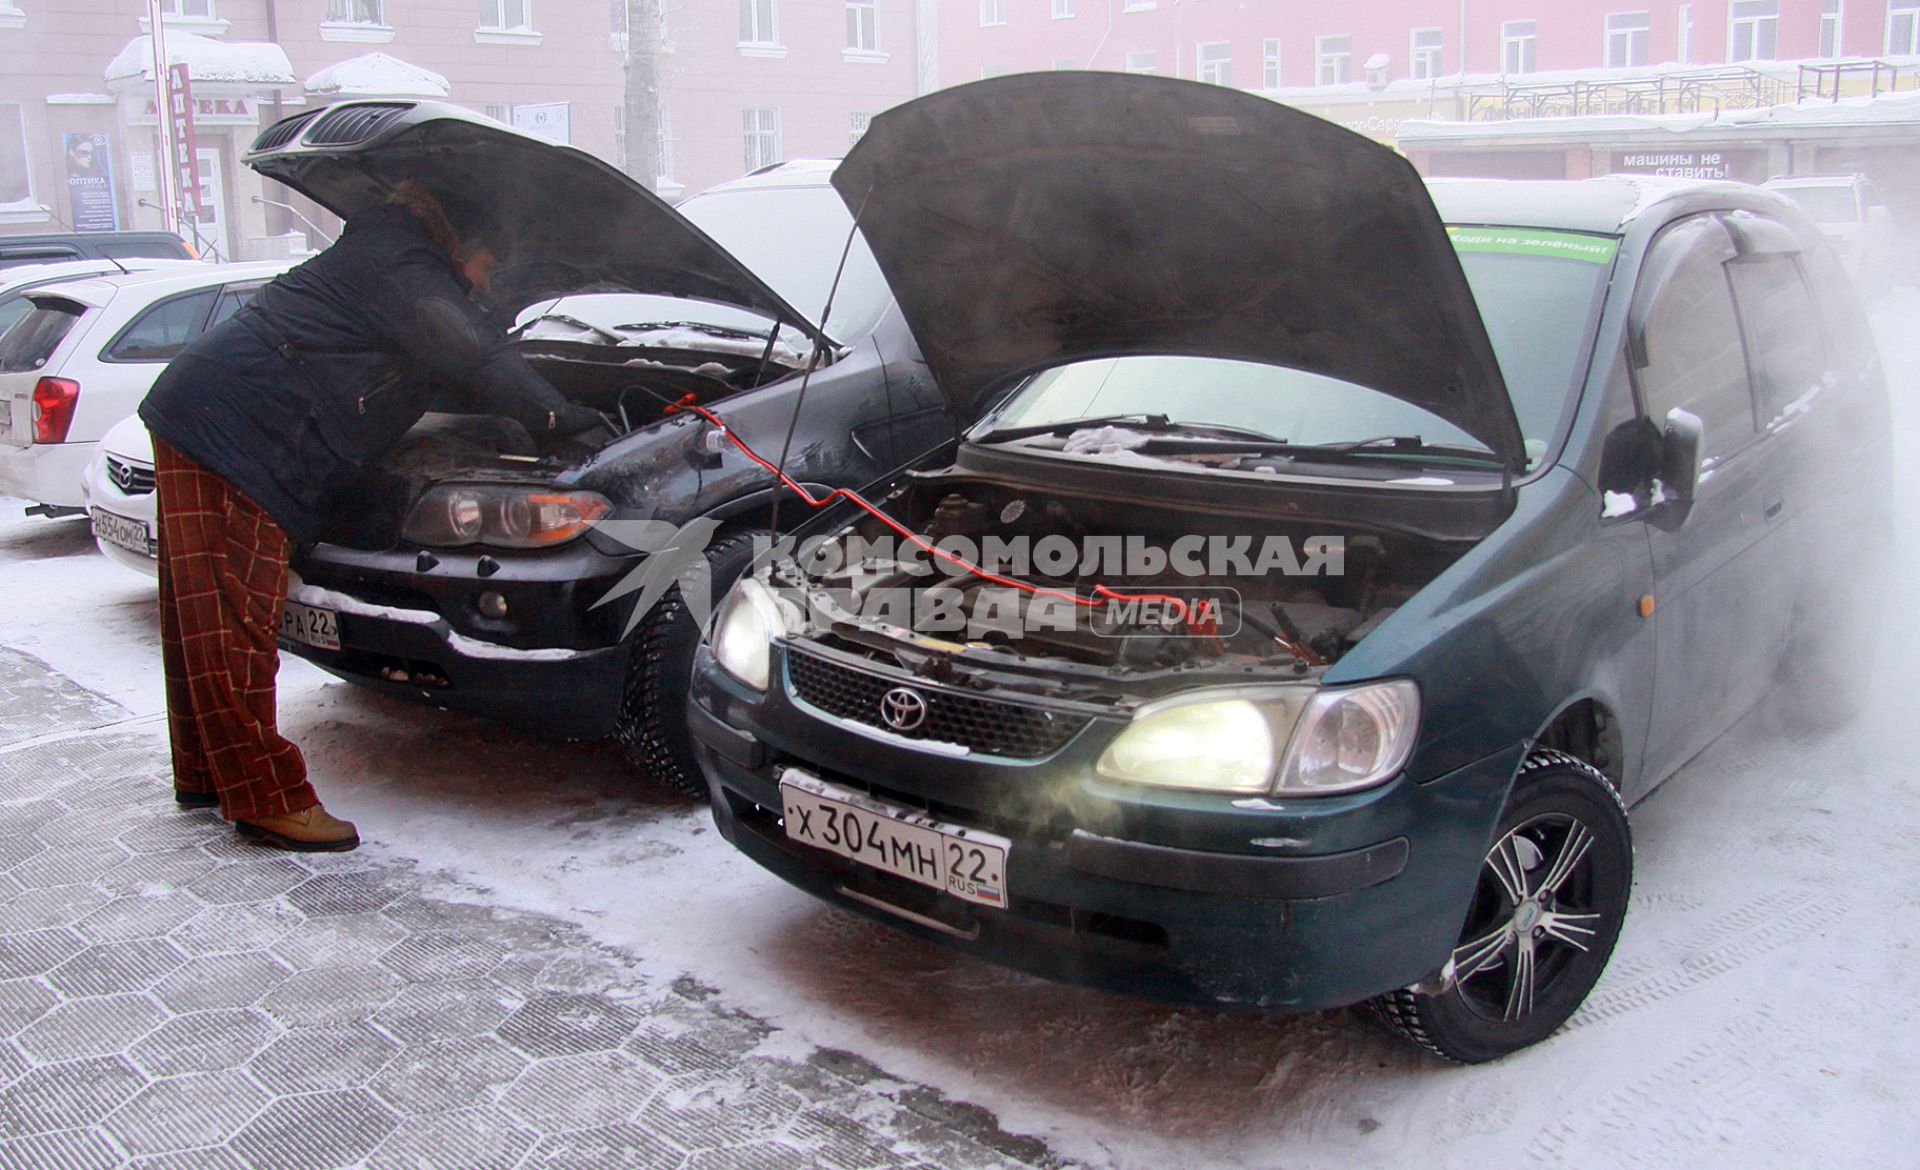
xmin=0 ymin=1 xmax=928 ymax=255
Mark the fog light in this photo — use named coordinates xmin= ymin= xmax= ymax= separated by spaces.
xmin=477 ymin=590 xmax=509 ymax=619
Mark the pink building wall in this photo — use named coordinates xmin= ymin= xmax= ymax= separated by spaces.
xmin=939 ymin=1 xmax=1915 ymax=89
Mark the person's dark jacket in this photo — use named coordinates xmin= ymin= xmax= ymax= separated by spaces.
xmin=140 ymin=204 xmax=590 ymax=548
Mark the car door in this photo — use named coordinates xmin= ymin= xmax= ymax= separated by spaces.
xmin=1632 ymin=213 xmax=1794 ymax=778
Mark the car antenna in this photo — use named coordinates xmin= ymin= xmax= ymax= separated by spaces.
xmin=763 ymin=188 xmax=869 ymax=552
xmin=40 ymin=205 xmax=125 ymax=274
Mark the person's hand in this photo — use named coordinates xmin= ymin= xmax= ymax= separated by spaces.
xmin=545 ymin=403 xmax=613 ymax=441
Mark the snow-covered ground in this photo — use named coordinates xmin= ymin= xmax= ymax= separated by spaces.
xmin=5 ymin=297 xmax=1920 ymax=1168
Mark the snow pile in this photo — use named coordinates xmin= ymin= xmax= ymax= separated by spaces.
xmin=105 ymin=33 xmax=295 ymax=86
xmin=305 ymin=52 xmax=449 ymax=99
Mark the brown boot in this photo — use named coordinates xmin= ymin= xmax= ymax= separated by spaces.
xmin=235 ymin=804 xmax=360 ymax=852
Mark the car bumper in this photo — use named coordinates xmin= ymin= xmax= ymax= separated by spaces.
xmin=282 ymin=540 xmax=642 ymax=740
xmin=689 ymin=644 xmax=1521 ymax=1012
xmin=0 ymin=441 xmax=95 ymax=510
xmin=83 ymin=450 xmax=158 ymax=577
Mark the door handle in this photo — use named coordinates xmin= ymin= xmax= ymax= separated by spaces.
xmin=1763 ymin=497 xmax=1784 ymax=521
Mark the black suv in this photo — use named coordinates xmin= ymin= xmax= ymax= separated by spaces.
xmin=0 ymin=231 xmax=195 ymax=269
xmin=689 ymin=75 xmax=1889 ymax=1061
xmin=238 ymin=102 xmax=951 ymax=794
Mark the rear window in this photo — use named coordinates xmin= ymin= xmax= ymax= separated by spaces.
xmin=0 ymin=296 xmax=85 ymax=373
xmin=103 ymin=288 xmax=217 ymax=362
xmin=1771 ymin=185 xmax=1858 ymax=224
xmin=97 ymin=238 xmax=191 ymax=261
xmin=0 ymin=248 xmax=84 ymax=271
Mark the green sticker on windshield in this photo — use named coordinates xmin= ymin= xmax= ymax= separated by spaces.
xmin=1447 ymin=226 xmax=1619 ymax=264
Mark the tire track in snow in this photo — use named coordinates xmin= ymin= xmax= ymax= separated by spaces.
xmin=1568 ymin=891 xmax=1825 ymax=1029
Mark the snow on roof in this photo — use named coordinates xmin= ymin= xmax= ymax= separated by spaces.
xmin=305 ymin=53 xmax=449 ymax=99
xmin=105 ymin=33 xmax=294 ymax=86
xmin=1398 ymin=83 xmax=1920 ymax=142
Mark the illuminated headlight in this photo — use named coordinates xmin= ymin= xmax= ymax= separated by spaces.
xmin=711 ymin=578 xmax=791 ymax=691
xmin=1095 ymin=680 xmax=1419 ymax=796
xmin=402 ymin=486 xmax=610 ymax=549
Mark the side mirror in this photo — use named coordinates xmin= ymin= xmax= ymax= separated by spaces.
xmin=1654 ymin=408 xmax=1704 ymax=529
xmin=1598 ymin=417 xmax=1662 ymax=496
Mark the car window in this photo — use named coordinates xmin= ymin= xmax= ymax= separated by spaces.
xmin=1770 ymin=185 xmax=1858 ymax=224
xmin=207 ymin=283 xmax=263 ymax=328
xmin=0 ymin=291 xmax=38 ymax=339
xmin=1728 ymin=255 xmax=1829 ymax=423
xmin=102 ymin=288 xmax=217 ymax=362
xmin=1632 ymin=216 xmax=1755 ymax=462
xmin=0 ymin=296 xmax=85 ymax=373
xmin=677 ymin=185 xmax=892 ymax=341
xmin=0 ymin=248 xmax=84 ymax=270
xmin=97 ymin=238 xmax=190 ymax=261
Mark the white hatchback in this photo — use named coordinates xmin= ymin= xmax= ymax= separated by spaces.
xmin=0 ymin=260 xmax=292 ymax=516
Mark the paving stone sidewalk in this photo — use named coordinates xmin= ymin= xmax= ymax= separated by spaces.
xmin=0 ymin=648 xmax=1060 ymax=1170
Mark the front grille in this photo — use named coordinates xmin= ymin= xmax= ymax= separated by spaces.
xmin=106 ymin=457 xmax=154 ymax=495
xmin=249 ymin=108 xmax=323 ymax=153
xmin=303 ymin=103 xmax=412 ymax=147
xmin=785 ymin=647 xmax=1088 ymax=759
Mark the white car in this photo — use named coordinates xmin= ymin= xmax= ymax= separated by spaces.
xmin=0 ymin=260 xmax=292 ymax=517
xmin=81 ymin=414 xmax=158 ymax=576
xmin=1759 ymin=173 xmax=1896 ymax=291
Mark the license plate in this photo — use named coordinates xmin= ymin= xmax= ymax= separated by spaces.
xmin=780 ymin=770 xmax=1010 ymax=909
xmin=90 ymin=508 xmax=153 ymax=558
xmin=279 ymin=600 xmax=341 ymax=651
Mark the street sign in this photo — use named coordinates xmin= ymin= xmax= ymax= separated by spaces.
xmin=167 ymin=62 xmax=207 ymax=218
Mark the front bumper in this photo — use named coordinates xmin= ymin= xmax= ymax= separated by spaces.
xmin=282 ymin=539 xmax=641 ymax=740
xmin=690 ymin=643 xmax=1521 ymax=1012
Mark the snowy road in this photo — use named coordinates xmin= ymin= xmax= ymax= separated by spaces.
xmin=5 ymin=298 xmax=1920 ymax=1168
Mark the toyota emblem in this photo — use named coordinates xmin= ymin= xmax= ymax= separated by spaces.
xmin=879 ymin=687 xmax=929 ymax=732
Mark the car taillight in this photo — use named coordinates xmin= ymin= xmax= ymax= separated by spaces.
xmin=30 ymin=377 xmax=80 ymax=444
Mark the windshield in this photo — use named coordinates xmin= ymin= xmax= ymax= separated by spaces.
xmin=677 ymin=184 xmax=891 ymax=341
xmin=1770 ymin=185 xmax=1859 ymax=224
xmin=979 ymin=226 xmax=1614 ymax=470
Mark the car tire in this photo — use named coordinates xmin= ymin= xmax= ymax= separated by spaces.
xmin=613 ymin=528 xmax=763 ymax=798
xmin=1365 ymin=749 xmax=1632 ymax=1063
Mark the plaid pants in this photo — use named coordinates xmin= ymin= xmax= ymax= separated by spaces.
xmin=154 ymin=438 xmax=317 ymax=820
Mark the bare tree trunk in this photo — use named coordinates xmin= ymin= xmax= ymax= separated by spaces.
xmin=622 ymin=0 xmax=665 ymax=193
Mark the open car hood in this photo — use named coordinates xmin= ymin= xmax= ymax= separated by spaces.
xmin=245 ymin=100 xmax=830 ymax=348
xmin=831 ymin=74 xmax=1524 ymax=468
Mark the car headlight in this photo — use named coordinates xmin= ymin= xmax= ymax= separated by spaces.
xmin=402 ymin=486 xmax=610 ymax=549
xmin=711 ymin=577 xmax=791 ymax=691
xmin=1095 ymin=680 xmax=1419 ymax=796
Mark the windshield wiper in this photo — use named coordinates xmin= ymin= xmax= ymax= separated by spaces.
xmin=1300 ymin=435 xmax=1506 ymax=465
xmin=972 ymin=414 xmax=1293 ymax=445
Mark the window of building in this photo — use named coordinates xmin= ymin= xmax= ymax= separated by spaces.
xmin=1052 ymin=56 xmax=1077 ymax=70
xmin=846 ymin=0 xmax=878 ymax=51
xmin=479 ymin=0 xmax=531 ymax=32
xmin=1728 ymin=0 xmax=1778 ymax=62
xmin=1678 ymin=4 xmax=1693 ymax=63
xmin=981 ymin=64 xmax=1009 ymax=78
xmin=743 ymin=107 xmax=781 ymax=172
xmin=1125 ymin=49 xmax=1158 ymax=74
xmin=327 ymin=0 xmax=381 ymax=21
xmin=1196 ymin=41 xmax=1232 ymax=85
xmin=850 ymin=112 xmax=872 ymax=147
xmin=1316 ymin=34 xmax=1351 ymax=85
xmin=1122 ymin=0 xmax=1155 ymax=10
xmin=1822 ymin=0 xmax=1843 ymax=57
xmin=0 ymin=104 xmax=31 ymax=213
xmin=1501 ymin=20 xmax=1537 ymax=74
xmin=1053 ymin=0 xmax=1075 ymax=17
xmin=485 ymin=103 xmax=511 ymax=123
xmin=980 ymin=0 xmax=1005 ymax=28
xmin=1262 ymin=38 xmax=1282 ymax=87
xmin=741 ymin=0 xmax=778 ymax=45
xmin=1410 ymin=28 xmax=1443 ymax=79
xmin=1606 ymin=12 xmax=1649 ymax=67
xmin=162 ymin=0 xmax=214 ymax=16
xmin=1889 ymin=1 xmax=1919 ymax=55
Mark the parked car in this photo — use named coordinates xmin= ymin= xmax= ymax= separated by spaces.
xmin=0 ymin=230 xmax=196 ymax=270
xmin=240 ymin=100 xmax=949 ymax=794
xmin=81 ymin=414 xmax=157 ymax=575
xmin=0 ymin=256 xmax=205 ymax=334
xmin=688 ymin=75 xmax=1889 ymax=1062
xmin=1759 ymin=173 xmax=1896 ymax=291
xmin=0 ymin=261 xmax=291 ymax=516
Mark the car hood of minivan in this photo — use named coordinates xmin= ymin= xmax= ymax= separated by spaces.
xmin=245 ymin=100 xmax=830 ymax=348
xmin=831 ymin=73 xmax=1525 ymax=469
